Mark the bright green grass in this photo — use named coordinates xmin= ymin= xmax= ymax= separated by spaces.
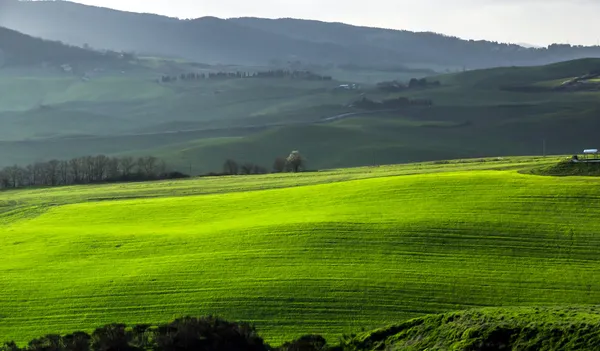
xmin=1 ymin=159 xmax=599 ymax=345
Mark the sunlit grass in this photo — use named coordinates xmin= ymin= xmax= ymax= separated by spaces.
xmin=1 ymin=158 xmax=599 ymax=344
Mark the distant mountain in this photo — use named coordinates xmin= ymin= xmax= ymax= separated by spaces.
xmin=0 ymin=25 xmax=113 ymax=66
xmin=0 ymin=1 xmax=373 ymax=66
xmin=1 ymin=0 xmax=600 ymax=69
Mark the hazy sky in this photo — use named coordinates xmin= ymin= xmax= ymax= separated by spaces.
xmin=71 ymin=0 xmax=600 ymax=46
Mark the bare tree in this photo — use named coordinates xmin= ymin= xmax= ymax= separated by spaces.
xmin=92 ymin=155 xmax=110 ymax=181
xmin=273 ymin=157 xmax=286 ymax=173
xmin=83 ymin=156 xmax=94 ymax=183
xmin=5 ymin=165 xmax=23 ymax=188
xmin=33 ymin=162 xmax=46 ymax=185
xmin=119 ymin=156 xmax=136 ymax=177
xmin=69 ymin=158 xmax=84 ymax=184
xmin=138 ymin=156 xmax=158 ymax=177
xmin=57 ymin=160 xmax=69 ymax=185
xmin=0 ymin=170 xmax=9 ymax=189
xmin=223 ymin=159 xmax=239 ymax=175
xmin=106 ymin=157 xmax=120 ymax=180
xmin=240 ymin=163 xmax=255 ymax=175
xmin=286 ymin=151 xmax=305 ymax=173
xmin=44 ymin=160 xmax=60 ymax=186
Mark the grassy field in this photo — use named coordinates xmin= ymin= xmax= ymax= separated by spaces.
xmin=3 ymin=157 xmax=600 ymax=345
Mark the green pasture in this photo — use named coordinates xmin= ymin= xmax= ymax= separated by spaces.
xmin=2 ymin=158 xmax=600 ymax=344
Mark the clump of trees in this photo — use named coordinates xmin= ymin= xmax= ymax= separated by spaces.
xmin=221 ymin=160 xmax=269 ymax=176
xmin=0 ymin=155 xmax=188 ymax=190
xmin=222 ymin=151 xmax=306 ymax=176
xmin=0 ymin=316 xmax=332 ymax=351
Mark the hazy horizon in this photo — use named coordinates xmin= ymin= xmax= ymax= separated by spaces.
xmin=66 ymin=0 xmax=600 ymax=46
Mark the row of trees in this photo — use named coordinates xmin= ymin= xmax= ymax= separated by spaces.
xmin=0 ymin=316 xmax=330 ymax=351
xmin=222 ymin=151 xmax=306 ymax=176
xmin=159 ymin=70 xmax=332 ymax=83
xmin=0 ymin=155 xmax=187 ymax=189
xmin=1 ymin=151 xmax=308 ymax=189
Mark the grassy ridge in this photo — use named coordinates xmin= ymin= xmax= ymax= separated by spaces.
xmin=345 ymin=307 xmax=600 ymax=351
xmin=1 ymin=159 xmax=600 ymax=344
xmin=528 ymin=160 xmax=600 ymax=177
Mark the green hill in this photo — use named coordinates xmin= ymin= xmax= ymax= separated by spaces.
xmin=4 ymin=158 xmax=600 ymax=344
xmin=528 ymin=159 xmax=600 ymax=177
xmin=439 ymin=58 xmax=600 ymax=89
xmin=1 ymin=57 xmax=600 ymax=173
xmin=344 ymin=307 xmax=600 ymax=351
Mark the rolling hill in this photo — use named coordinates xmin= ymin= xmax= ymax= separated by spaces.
xmin=1 ymin=56 xmax=599 ymax=174
xmin=2 ymin=0 xmax=600 ymax=68
xmin=3 ymin=158 xmax=600 ymax=344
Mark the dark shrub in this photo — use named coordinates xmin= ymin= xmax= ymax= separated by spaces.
xmin=278 ymin=335 xmax=328 ymax=351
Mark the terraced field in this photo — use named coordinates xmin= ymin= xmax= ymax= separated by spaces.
xmin=1 ymin=157 xmax=600 ymax=345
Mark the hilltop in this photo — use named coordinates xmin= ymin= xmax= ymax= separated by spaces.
xmin=1 ymin=0 xmax=600 ymax=69
xmin=0 ymin=26 xmax=121 ymax=67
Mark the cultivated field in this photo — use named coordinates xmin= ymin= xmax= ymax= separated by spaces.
xmin=2 ymin=157 xmax=600 ymax=344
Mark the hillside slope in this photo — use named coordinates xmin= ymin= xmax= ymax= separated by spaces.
xmin=1 ymin=58 xmax=600 ymax=172
xmin=0 ymin=26 xmax=117 ymax=66
xmin=2 ymin=0 xmax=600 ymax=68
xmin=344 ymin=307 xmax=600 ymax=351
xmin=232 ymin=17 xmax=600 ymax=68
xmin=2 ymin=163 xmax=600 ymax=343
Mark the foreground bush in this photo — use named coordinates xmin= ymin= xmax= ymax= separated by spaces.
xmin=0 ymin=317 xmax=270 ymax=351
xmin=0 ymin=317 xmax=332 ymax=351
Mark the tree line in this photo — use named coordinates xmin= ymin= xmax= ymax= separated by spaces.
xmin=0 ymin=155 xmax=188 ymax=190
xmin=0 ymin=151 xmax=308 ymax=190
xmin=0 ymin=316 xmax=333 ymax=351
xmin=159 ymin=70 xmax=332 ymax=83
xmin=221 ymin=151 xmax=306 ymax=176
